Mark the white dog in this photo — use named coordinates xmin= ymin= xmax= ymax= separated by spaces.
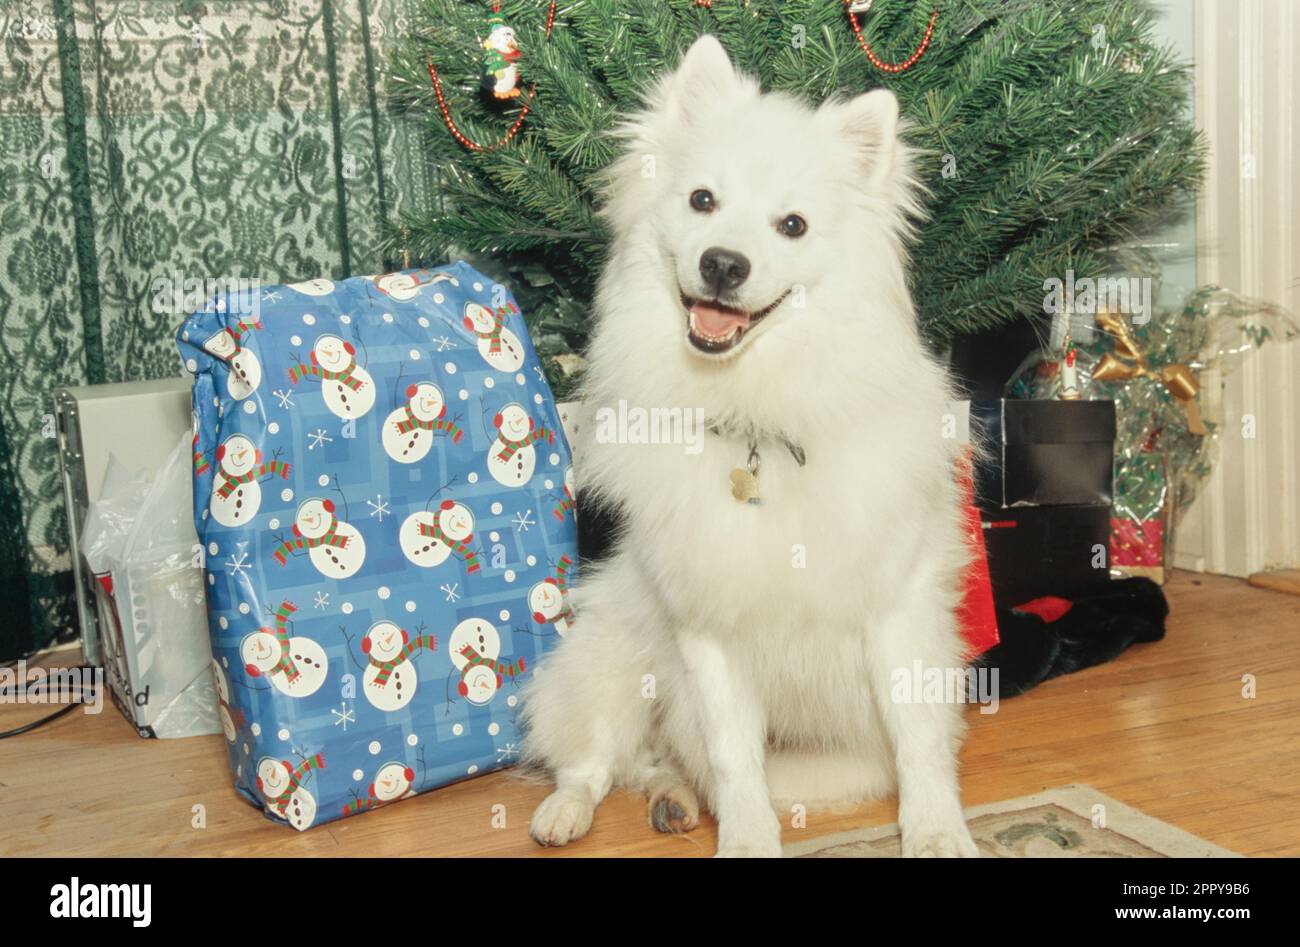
xmin=521 ymin=36 xmax=977 ymax=858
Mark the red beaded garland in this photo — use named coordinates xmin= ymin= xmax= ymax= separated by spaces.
xmin=427 ymin=1 xmax=557 ymax=153
xmin=430 ymin=1 xmax=933 ymax=154
xmin=845 ymin=1 xmax=937 ymax=74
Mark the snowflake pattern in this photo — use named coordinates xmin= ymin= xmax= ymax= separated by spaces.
xmin=313 ymin=591 xmax=330 ymax=610
xmin=307 ymin=428 xmax=333 ymax=450
xmin=224 ymin=543 xmax=251 ymax=578
xmin=273 ymin=388 xmax=295 ymax=409
xmin=512 ymin=509 xmax=534 ymax=533
xmin=330 ymin=701 xmax=355 ymax=732
xmin=496 ymin=742 xmax=519 ymax=763
xmin=367 ymin=495 xmax=390 ymax=521
xmin=440 ymin=583 xmax=460 ymax=603
xmin=432 ymin=335 xmax=456 ymax=352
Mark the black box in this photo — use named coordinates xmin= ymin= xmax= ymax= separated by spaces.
xmin=970 ymin=399 xmax=1115 ymax=608
xmin=979 ymin=505 xmax=1113 ymax=606
xmin=971 ymin=399 xmax=1116 ymax=509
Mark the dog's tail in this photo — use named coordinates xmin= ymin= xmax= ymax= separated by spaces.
xmin=764 ymin=749 xmax=897 ymax=813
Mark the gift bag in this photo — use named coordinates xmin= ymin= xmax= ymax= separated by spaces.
xmin=80 ymin=432 xmax=220 ymax=738
xmin=1110 ymin=451 xmax=1170 ymax=583
xmin=177 ymin=264 xmax=576 ymax=830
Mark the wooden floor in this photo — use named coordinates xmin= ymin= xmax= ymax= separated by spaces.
xmin=2 ymin=570 xmax=1297 ymax=857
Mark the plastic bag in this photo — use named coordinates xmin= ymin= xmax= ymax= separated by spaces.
xmin=80 ymin=430 xmax=220 ymax=738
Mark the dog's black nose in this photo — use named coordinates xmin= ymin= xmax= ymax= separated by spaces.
xmin=699 ymin=247 xmax=750 ymax=295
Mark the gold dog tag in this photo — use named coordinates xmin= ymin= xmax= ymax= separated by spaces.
xmin=729 ymin=467 xmax=760 ymax=504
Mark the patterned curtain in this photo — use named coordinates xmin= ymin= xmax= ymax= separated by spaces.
xmin=0 ymin=0 xmax=435 ymax=658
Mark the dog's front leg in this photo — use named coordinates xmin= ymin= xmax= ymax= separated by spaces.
xmin=677 ymin=633 xmax=781 ymax=857
xmin=866 ymin=610 xmax=979 ymax=858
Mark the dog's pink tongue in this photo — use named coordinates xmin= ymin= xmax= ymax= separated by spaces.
xmin=691 ymin=300 xmax=749 ymax=336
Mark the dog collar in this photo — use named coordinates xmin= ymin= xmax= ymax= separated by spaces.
xmin=706 ymin=422 xmax=806 ymax=468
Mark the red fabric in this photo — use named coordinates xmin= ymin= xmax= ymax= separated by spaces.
xmin=956 ymin=458 xmax=999 ymax=657
xmin=1013 ymin=596 xmax=1074 ymax=624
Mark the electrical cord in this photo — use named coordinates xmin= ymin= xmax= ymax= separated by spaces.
xmin=0 ymin=639 xmax=81 ymax=671
xmin=0 ymin=664 xmax=97 ymax=740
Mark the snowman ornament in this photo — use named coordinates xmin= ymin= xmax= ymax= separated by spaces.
xmin=448 ymin=617 xmax=524 ymax=707
xmin=382 ymin=383 xmax=464 ymax=464
xmin=239 ymin=601 xmax=329 ymax=698
xmin=257 ymin=754 xmax=325 ymax=830
xmin=355 ymin=620 xmax=438 ymax=712
xmin=463 ymin=301 xmax=525 ymax=372
xmin=201 ymin=317 xmax=263 ymax=400
xmin=480 ymin=13 xmax=522 ymax=104
xmin=398 ymin=500 xmax=481 ymax=572
xmin=488 ymin=403 xmax=553 ymax=488
xmin=289 ymin=334 xmax=375 ymax=420
xmin=273 ymin=497 xmax=366 ymax=579
xmin=209 ymin=434 xmax=291 ymax=528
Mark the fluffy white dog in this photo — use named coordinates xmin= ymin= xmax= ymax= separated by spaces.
xmin=521 ymin=35 xmax=977 ymax=858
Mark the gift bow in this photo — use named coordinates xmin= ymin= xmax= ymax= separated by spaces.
xmin=1092 ymin=309 xmax=1207 ymax=436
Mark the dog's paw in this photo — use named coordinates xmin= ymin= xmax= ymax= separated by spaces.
xmin=530 ymin=790 xmax=595 ymax=847
xmin=649 ymin=785 xmax=700 ymax=835
xmin=901 ymin=824 xmax=979 ymax=858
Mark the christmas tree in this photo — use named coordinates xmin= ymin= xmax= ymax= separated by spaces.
xmin=389 ymin=0 xmax=1204 ymax=392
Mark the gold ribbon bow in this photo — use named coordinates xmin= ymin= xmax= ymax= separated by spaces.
xmin=1092 ymin=309 xmax=1207 ymax=436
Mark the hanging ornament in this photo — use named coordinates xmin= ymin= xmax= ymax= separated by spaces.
xmin=843 ymin=0 xmax=938 ymax=74
xmin=480 ymin=5 xmax=523 ymax=109
xmin=427 ymin=1 xmax=557 ymax=152
xmin=1059 ymin=336 xmax=1082 ymax=400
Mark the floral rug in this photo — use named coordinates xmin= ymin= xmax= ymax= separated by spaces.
xmin=784 ymin=784 xmax=1240 ymax=858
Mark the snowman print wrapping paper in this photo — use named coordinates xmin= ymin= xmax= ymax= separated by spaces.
xmin=179 ymin=263 xmax=577 ymax=831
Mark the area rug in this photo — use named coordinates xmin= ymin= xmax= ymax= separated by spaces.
xmin=783 ymin=784 xmax=1240 ymax=858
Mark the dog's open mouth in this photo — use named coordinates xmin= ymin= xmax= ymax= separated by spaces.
xmin=682 ymin=289 xmax=790 ymax=355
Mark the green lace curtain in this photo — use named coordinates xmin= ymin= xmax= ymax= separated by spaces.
xmin=0 ymin=0 xmax=435 ymax=657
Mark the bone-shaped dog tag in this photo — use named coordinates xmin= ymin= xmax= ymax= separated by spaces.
xmin=729 ymin=467 xmax=760 ymax=504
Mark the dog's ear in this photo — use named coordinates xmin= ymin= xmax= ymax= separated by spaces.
xmin=664 ymin=35 xmax=738 ymax=122
xmin=823 ymin=89 xmax=899 ymax=187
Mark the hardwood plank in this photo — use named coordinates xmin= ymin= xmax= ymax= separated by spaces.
xmin=1 ymin=570 xmax=1296 ymax=857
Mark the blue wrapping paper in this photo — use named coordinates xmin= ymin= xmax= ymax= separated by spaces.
xmin=177 ymin=264 xmax=576 ymax=830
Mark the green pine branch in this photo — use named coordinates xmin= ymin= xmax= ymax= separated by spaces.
xmin=386 ymin=0 xmax=1205 ymax=390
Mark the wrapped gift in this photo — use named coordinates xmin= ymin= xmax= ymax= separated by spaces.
xmin=178 ymin=264 xmax=575 ymax=831
xmin=1110 ymin=451 xmax=1169 ymax=583
xmin=955 ymin=458 xmax=999 ymax=658
xmin=970 ymin=399 xmax=1116 ymax=607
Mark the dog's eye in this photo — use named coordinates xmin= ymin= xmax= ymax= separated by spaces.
xmin=689 ymin=189 xmax=716 ymax=213
xmin=778 ymin=214 xmax=807 ymax=238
